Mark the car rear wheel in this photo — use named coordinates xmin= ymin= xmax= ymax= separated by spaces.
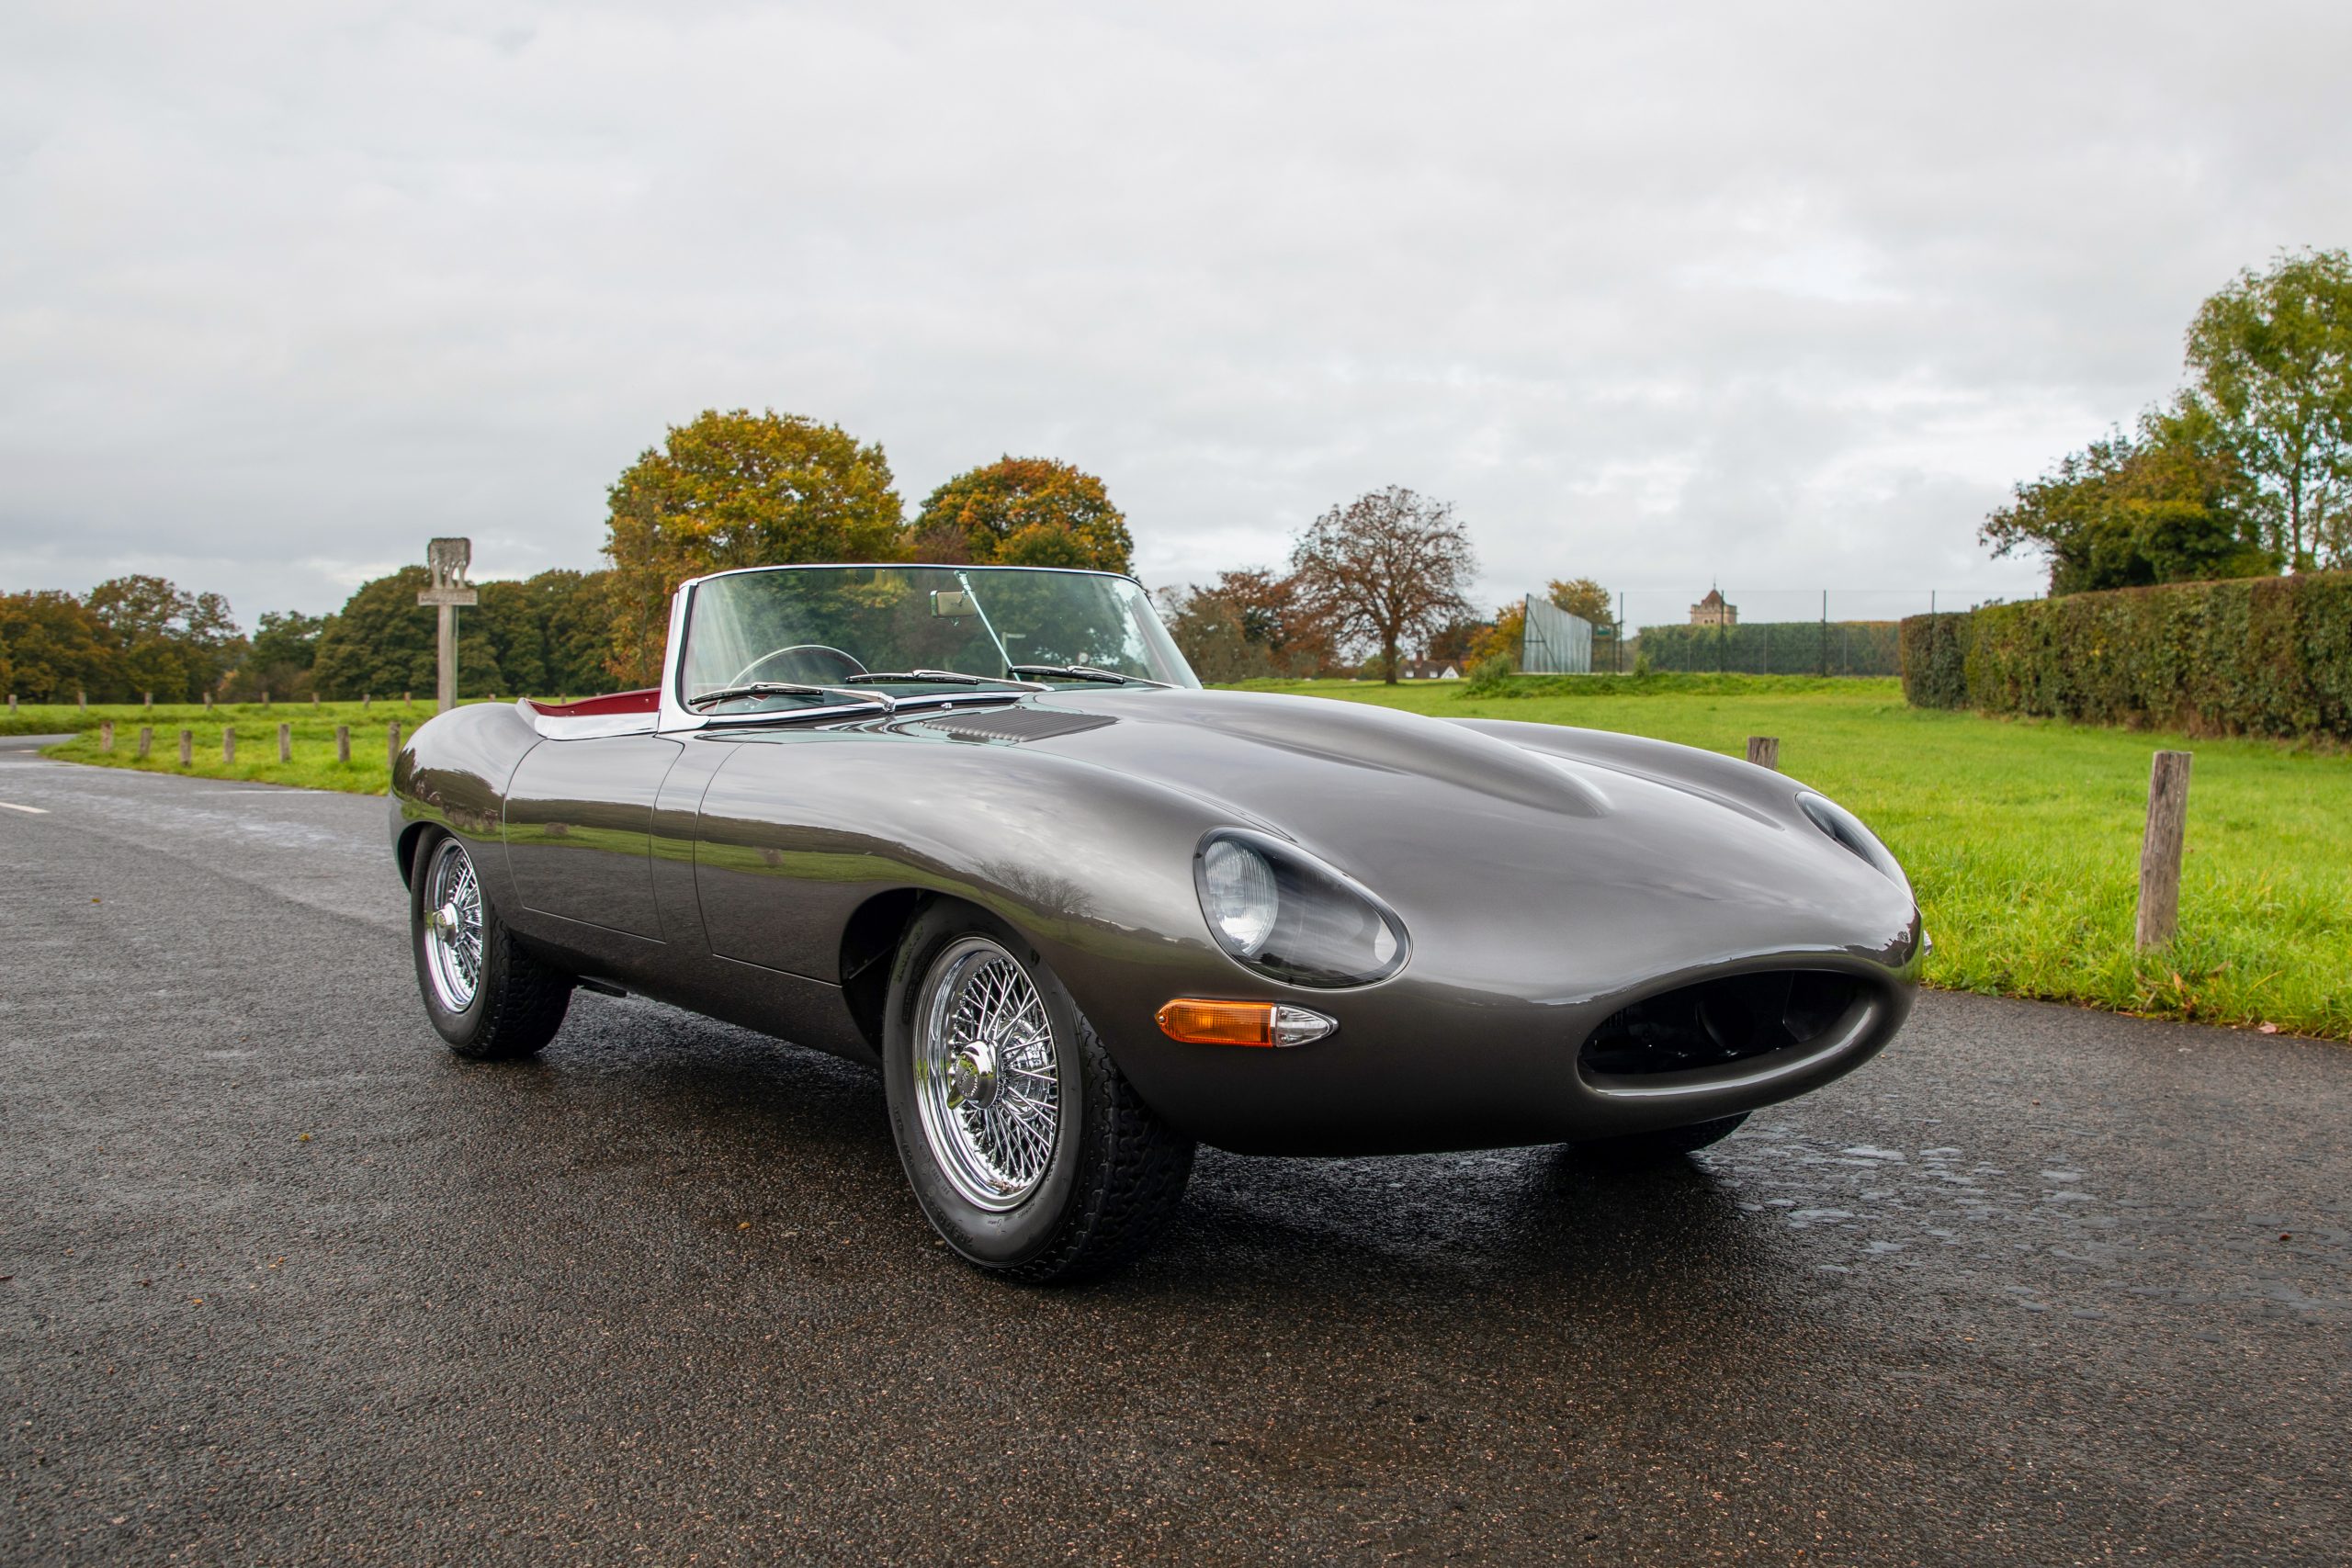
xmin=882 ymin=901 xmax=1194 ymax=1282
xmin=410 ymin=829 xmax=571 ymax=1060
xmin=1568 ymin=1112 xmax=1748 ymax=1168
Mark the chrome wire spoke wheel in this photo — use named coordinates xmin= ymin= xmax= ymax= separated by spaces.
xmin=421 ymin=838 xmax=485 ymax=1013
xmin=914 ymin=936 xmax=1062 ymax=1212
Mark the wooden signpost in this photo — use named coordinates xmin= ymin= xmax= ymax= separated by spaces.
xmin=417 ymin=537 xmax=479 ymax=716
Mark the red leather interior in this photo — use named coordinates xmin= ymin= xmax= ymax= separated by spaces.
xmin=524 ymin=689 xmax=661 ymax=717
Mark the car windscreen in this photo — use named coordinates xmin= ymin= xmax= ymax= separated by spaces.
xmin=678 ymin=566 xmax=1201 ymax=700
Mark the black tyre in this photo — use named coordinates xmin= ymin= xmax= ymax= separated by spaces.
xmin=1568 ymin=1112 xmax=1748 ymax=1169
xmin=882 ymin=901 xmax=1194 ymax=1282
xmin=409 ymin=829 xmax=571 ymax=1060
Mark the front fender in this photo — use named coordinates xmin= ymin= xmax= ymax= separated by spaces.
xmin=388 ymin=702 xmax=540 ymax=911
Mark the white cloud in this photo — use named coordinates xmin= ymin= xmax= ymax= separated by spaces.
xmin=3 ymin=0 xmax=2345 ymax=627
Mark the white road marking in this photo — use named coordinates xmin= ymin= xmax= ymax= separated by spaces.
xmin=0 ymin=800 xmax=51 ymax=814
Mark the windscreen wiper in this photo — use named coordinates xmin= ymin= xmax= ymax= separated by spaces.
xmin=843 ymin=670 xmax=1047 ymax=691
xmin=684 ymin=682 xmax=897 ymax=715
xmin=1007 ymin=664 xmax=1170 ymax=688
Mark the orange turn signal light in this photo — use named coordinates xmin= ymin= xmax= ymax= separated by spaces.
xmin=1155 ymin=998 xmax=1337 ymax=1048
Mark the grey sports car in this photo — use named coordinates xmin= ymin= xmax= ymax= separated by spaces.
xmin=391 ymin=563 xmax=1919 ymax=1280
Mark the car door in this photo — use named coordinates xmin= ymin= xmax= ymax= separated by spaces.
xmin=693 ymin=730 xmax=892 ymax=982
xmin=503 ymin=734 xmax=684 ymax=942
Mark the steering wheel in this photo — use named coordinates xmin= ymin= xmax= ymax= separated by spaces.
xmin=727 ymin=645 xmax=868 ymax=686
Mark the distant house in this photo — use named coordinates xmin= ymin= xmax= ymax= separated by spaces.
xmin=1689 ymin=588 xmax=1737 ymax=626
xmin=1398 ymin=660 xmax=1462 ymax=681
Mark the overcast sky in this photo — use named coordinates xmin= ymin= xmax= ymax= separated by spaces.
xmin=4 ymin=0 xmax=2346 ymax=629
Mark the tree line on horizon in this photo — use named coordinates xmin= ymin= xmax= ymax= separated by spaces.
xmin=0 ymin=413 xmax=1143 ymax=703
xmin=3 ymin=407 xmax=1539 ymax=698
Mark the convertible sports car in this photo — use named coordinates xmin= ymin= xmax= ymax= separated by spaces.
xmin=391 ymin=563 xmax=1919 ymax=1280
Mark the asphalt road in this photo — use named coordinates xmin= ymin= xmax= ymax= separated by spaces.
xmin=2 ymin=738 xmax=2346 ymax=1565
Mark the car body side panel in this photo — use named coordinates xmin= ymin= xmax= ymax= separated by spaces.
xmin=650 ymin=741 xmax=727 ymax=952
xmin=503 ymin=734 xmax=682 ymax=941
xmin=692 ymin=728 xmax=1221 ymax=988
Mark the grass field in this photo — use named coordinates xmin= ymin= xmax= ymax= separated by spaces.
xmin=26 ymin=679 xmax=2351 ymax=1040
xmin=1245 ymin=675 xmax=2351 ymax=1041
xmin=24 ymin=698 xmax=459 ymax=791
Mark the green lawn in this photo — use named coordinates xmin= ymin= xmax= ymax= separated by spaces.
xmin=1246 ymin=675 xmax=2351 ymax=1041
xmin=5 ymin=695 xmax=440 ymax=738
xmin=31 ymin=678 xmax=2351 ymax=1040
xmin=30 ymin=698 xmax=459 ymax=792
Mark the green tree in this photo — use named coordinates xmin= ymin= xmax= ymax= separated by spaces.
xmin=604 ymin=410 xmax=904 ymax=684
xmin=311 ymin=568 xmax=442 ymax=699
xmin=525 ymin=569 xmax=616 ymax=695
xmin=2185 ymin=248 xmax=2352 ymax=570
xmin=0 ymin=591 xmax=119 ymax=702
xmin=84 ymin=574 xmax=243 ymax=701
xmin=473 ymin=581 xmax=545 ymax=697
xmin=234 ymin=610 xmax=327 ymax=699
xmin=1981 ymin=403 xmax=2274 ymax=593
xmin=910 ymin=457 xmax=1134 ymax=576
xmin=1289 ymin=486 xmax=1477 ymax=684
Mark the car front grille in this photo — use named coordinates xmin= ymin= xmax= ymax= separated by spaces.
xmin=1579 ymin=970 xmax=1863 ymax=1077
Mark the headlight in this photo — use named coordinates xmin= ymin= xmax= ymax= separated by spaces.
xmin=1798 ymin=792 xmax=1908 ymax=890
xmin=1200 ymin=838 xmax=1280 ymax=956
xmin=1193 ymin=829 xmax=1409 ymax=987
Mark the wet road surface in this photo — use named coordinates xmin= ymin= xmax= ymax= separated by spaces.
xmin=2 ymin=741 xmax=2347 ymax=1563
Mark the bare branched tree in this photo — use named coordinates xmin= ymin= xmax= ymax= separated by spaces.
xmin=1288 ymin=486 xmax=1477 ymax=683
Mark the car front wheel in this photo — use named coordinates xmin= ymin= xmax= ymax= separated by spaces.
xmin=410 ymin=829 xmax=571 ymax=1060
xmin=882 ymin=901 xmax=1194 ymax=1282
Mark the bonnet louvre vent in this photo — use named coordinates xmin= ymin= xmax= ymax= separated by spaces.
xmin=913 ymin=709 xmax=1117 ymax=744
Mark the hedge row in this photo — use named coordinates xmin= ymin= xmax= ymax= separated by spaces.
xmin=1899 ymin=571 xmax=2352 ymax=740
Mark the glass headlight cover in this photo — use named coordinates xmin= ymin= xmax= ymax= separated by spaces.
xmin=1798 ymin=792 xmax=1908 ymax=890
xmin=1192 ymin=829 xmax=1409 ymax=988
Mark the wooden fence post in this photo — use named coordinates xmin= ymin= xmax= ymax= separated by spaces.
xmin=6 ymin=694 xmax=14 ymax=716
xmin=363 ymin=694 xmax=372 ymax=711
xmin=178 ymin=729 xmax=192 ymax=766
xmin=336 ymin=725 xmax=351 ymax=763
xmin=388 ymin=720 xmax=402 ymax=773
xmin=203 ymin=692 xmax=212 ymax=712
xmin=100 ymin=721 xmax=114 ymax=751
xmin=2135 ymin=750 xmax=2193 ymax=951
xmin=1746 ymin=736 xmax=1781 ymax=771
xmin=77 ymin=690 xmax=86 ymax=711
xmin=143 ymin=692 xmax=153 ymax=709
xmin=277 ymin=722 xmax=291 ymax=762
xmin=137 ymin=727 xmax=153 ymax=760
xmin=222 ymin=728 xmax=235 ymax=763
xmin=311 ymin=693 xmax=321 ymax=707
xmin=262 ymin=689 xmax=271 ymax=708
